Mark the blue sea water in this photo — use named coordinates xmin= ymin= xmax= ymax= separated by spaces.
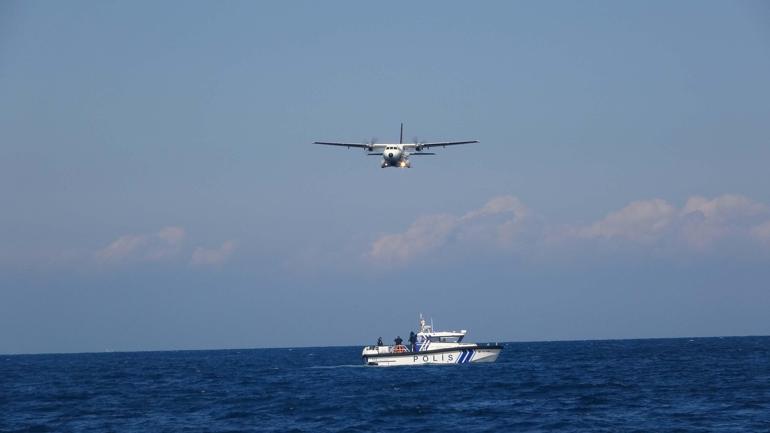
xmin=2 ymin=337 xmax=769 ymax=432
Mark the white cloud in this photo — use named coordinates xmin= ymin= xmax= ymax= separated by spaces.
xmin=678 ymin=195 xmax=768 ymax=250
xmin=369 ymin=214 xmax=458 ymax=264
xmin=682 ymin=195 xmax=766 ymax=222
xmin=3 ymin=226 xmax=236 ymax=270
xmin=558 ymin=194 xmax=770 ymax=250
xmin=575 ymin=198 xmax=676 ymax=243
xmin=368 ymin=194 xmax=770 ymax=266
xmin=190 ymin=240 xmax=236 ymax=266
xmin=368 ymin=196 xmax=531 ymax=264
xmin=462 ymin=195 xmax=528 ymax=221
xmin=158 ymin=226 xmax=186 ymax=244
xmin=95 ymin=226 xmax=186 ymax=263
xmin=95 ymin=234 xmax=149 ymax=261
xmin=94 ymin=227 xmax=239 ymax=268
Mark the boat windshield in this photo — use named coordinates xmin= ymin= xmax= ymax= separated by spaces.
xmin=429 ymin=336 xmax=463 ymax=343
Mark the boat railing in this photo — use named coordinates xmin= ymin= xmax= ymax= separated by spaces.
xmin=367 ymin=342 xmax=501 ymax=351
xmin=392 ymin=344 xmax=409 ymax=353
xmin=364 ymin=344 xmax=413 ymax=353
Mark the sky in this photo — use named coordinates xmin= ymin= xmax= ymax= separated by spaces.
xmin=1 ymin=1 xmax=769 ymax=354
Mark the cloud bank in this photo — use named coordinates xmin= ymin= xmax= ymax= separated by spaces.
xmin=369 ymin=194 xmax=770 ymax=265
xmin=11 ymin=194 xmax=769 ymax=272
xmin=567 ymin=194 xmax=768 ymax=250
xmin=95 ymin=227 xmax=236 ymax=266
xmin=369 ymin=196 xmax=532 ymax=264
xmin=95 ymin=226 xmax=187 ymax=263
xmin=190 ymin=241 xmax=237 ymax=266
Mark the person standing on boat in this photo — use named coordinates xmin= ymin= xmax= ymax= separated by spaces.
xmin=394 ymin=336 xmax=403 ymax=346
xmin=377 ymin=337 xmax=383 ymax=346
xmin=408 ymin=331 xmax=417 ymax=352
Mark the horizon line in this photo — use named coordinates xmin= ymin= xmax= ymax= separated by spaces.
xmin=3 ymin=333 xmax=768 ymax=357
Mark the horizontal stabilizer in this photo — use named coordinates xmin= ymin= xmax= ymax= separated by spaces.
xmin=410 ymin=152 xmax=436 ymax=155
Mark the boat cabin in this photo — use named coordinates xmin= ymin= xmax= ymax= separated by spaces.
xmin=414 ymin=316 xmax=467 ymax=351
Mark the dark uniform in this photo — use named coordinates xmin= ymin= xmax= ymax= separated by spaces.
xmin=408 ymin=331 xmax=417 ymax=351
xmin=394 ymin=336 xmax=403 ymax=346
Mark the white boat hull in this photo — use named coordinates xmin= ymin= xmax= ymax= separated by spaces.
xmin=362 ymin=345 xmax=502 ymax=367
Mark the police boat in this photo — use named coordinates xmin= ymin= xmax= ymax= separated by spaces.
xmin=361 ymin=315 xmax=503 ymax=367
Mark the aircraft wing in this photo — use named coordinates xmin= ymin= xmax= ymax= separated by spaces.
xmin=418 ymin=140 xmax=478 ymax=149
xmin=314 ymin=141 xmax=370 ymax=149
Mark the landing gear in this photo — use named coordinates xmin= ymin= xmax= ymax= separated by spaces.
xmin=382 ymin=160 xmax=410 ymax=168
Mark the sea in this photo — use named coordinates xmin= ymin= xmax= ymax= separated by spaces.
xmin=2 ymin=337 xmax=769 ymax=433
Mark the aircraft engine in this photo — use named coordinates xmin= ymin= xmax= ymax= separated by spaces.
xmin=366 ymin=138 xmax=377 ymax=152
xmin=414 ymin=138 xmax=425 ymax=152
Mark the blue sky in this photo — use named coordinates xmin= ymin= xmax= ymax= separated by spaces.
xmin=1 ymin=1 xmax=769 ymax=354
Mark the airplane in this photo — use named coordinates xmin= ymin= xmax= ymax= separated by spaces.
xmin=314 ymin=123 xmax=478 ymax=168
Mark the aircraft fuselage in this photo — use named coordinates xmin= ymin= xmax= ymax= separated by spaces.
xmin=381 ymin=145 xmax=410 ymax=168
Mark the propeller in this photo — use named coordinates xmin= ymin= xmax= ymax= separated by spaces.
xmin=413 ymin=137 xmax=425 ymax=152
xmin=364 ymin=137 xmax=377 ymax=152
